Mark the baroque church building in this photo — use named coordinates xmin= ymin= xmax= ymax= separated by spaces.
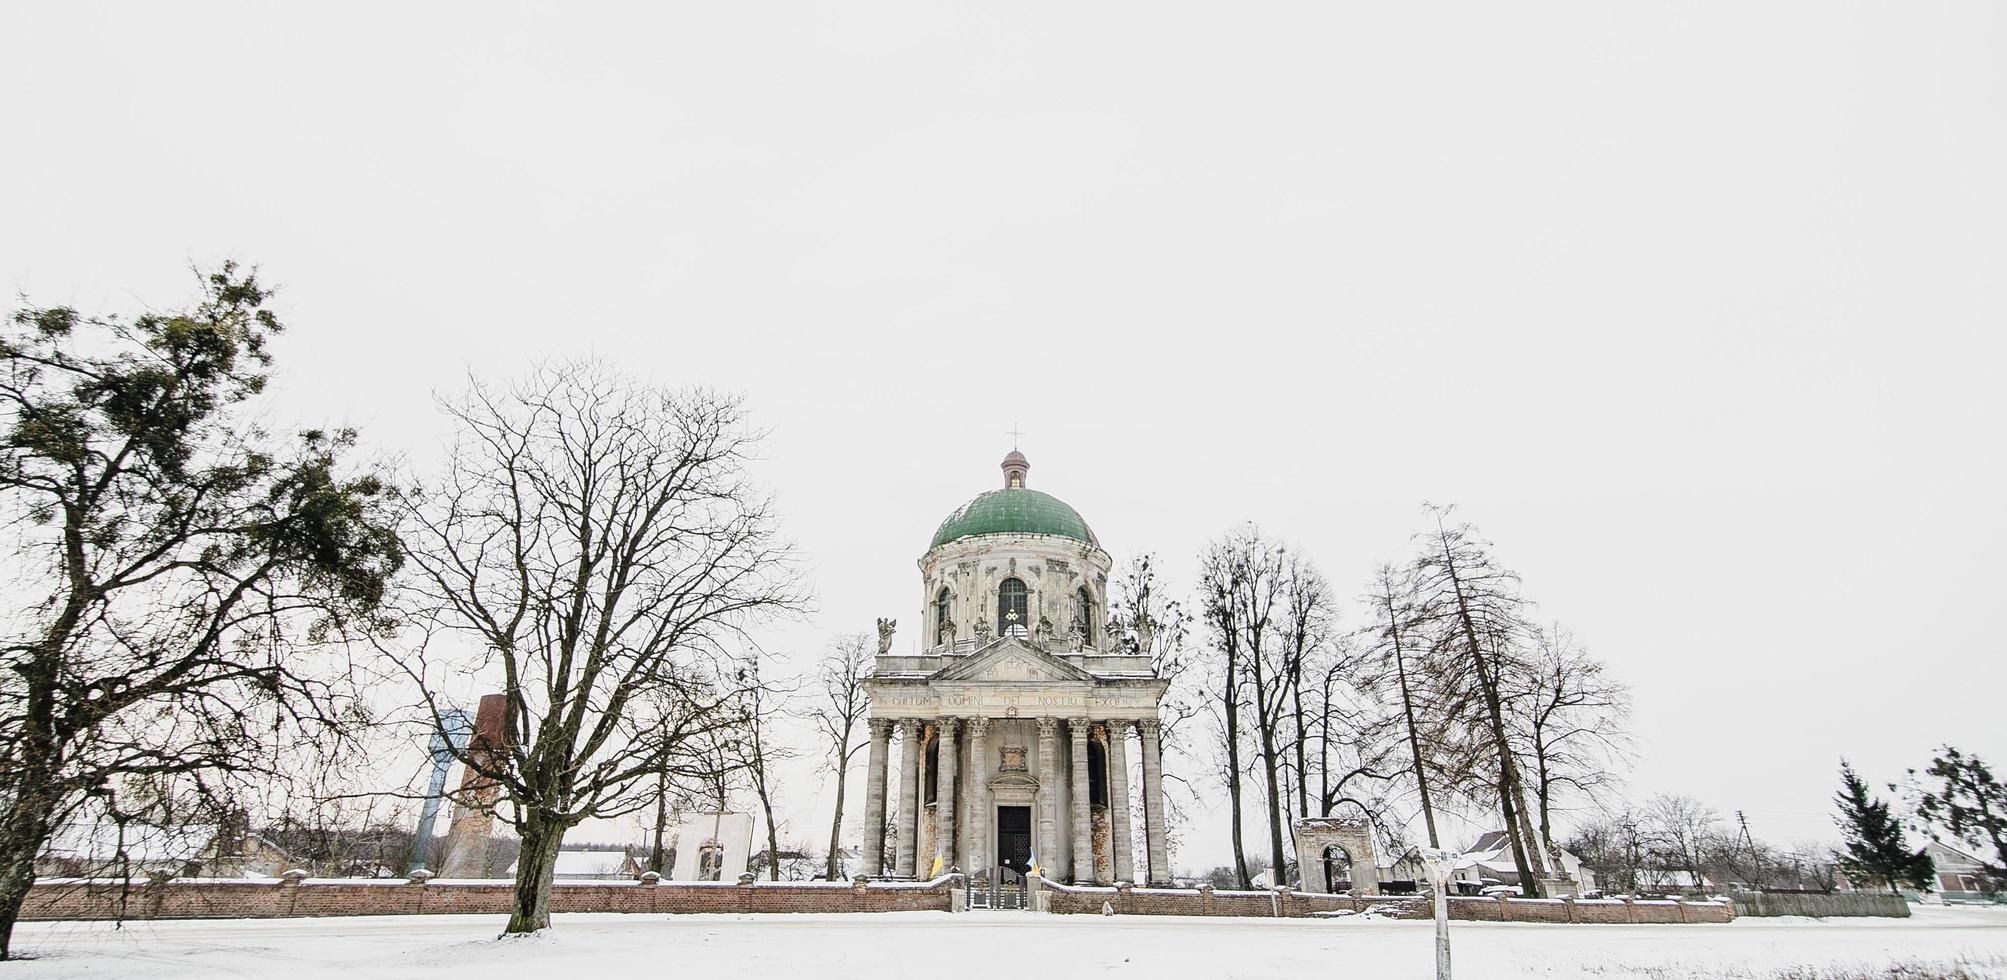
xmin=859 ymin=451 xmax=1173 ymax=885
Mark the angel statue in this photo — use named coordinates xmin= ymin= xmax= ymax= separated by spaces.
xmin=875 ymin=618 xmax=897 ymax=656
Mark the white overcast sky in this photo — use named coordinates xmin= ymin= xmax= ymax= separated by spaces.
xmin=4 ymin=3 xmax=2002 ymax=870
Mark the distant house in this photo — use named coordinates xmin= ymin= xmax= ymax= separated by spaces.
xmin=38 ymin=817 xmax=295 ymax=879
xmin=1925 ymin=842 xmax=2000 ymax=904
xmin=1382 ymin=832 xmax=1599 ymax=895
xmin=507 ymin=849 xmax=642 ymax=881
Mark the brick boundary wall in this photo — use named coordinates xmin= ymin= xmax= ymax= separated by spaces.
xmin=20 ymin=873 xmax=955 ymax=922
xmin=1035 ymin=879 xmax=1735 ymax=924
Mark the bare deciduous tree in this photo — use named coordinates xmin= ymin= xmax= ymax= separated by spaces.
xmin=1361 ymin=562 xmax=1446 ymax=847
xmin=1514 ymin=624 xmax=1631 ymax=860
xmin=1108 ymin=553 xmax=1198 ymax=864
xmin=1409 ymin=507 xmax=1549 ymax=894
xmin=729 ymin=669 xmax=794 ymax=881
xmin=807 ymin=633 xmax=872 ymax=880
xmin=394 ymin=363 xmax=801 ymax=934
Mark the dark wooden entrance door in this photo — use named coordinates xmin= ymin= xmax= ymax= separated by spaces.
xmin=997 ymin=805 xmax=1032 ymax=875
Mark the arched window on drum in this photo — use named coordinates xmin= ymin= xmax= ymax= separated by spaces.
xmin=1074 ymin=587 xmax=1094 ymax=646
xmin=997 ymin=578 xmax=1029 ymax=638
xmin=934 ymin=587 xmax=954 ymax=646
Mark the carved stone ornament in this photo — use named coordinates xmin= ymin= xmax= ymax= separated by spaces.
xmin=973 ymin=616 xmax=992 ymax=640
xmin=999 ymin=744 xmax=1028 ymax=772
xmin=875 ymin=618 xmax=897 ymax=655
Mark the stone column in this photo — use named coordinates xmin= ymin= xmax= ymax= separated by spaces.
xmin=1139 ymin=717 xmax=1171 ymax=886
xmin=1069 ymin=717 xmax=1092 ymax=884
xmin=935 ymin=717 xmax=959 ymax=873
xmin=1036 ymin=717 xmax=1059 ymax=876
xmin=968 ymin=717 xmax=991 ymax=872
xmin=1106 ymin=719 xmax=1135 ymax=884
xmin=860 ymin=718 xmax=893 ymax=875
xmin=895 ymin=718 xmax=921 ymax=878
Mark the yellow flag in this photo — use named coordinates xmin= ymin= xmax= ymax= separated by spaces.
xmin=930 ymin=850 xmax=944 ymax=877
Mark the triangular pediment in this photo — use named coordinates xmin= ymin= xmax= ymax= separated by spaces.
xmin=931 ymin=638 xmax=1096 ymax=683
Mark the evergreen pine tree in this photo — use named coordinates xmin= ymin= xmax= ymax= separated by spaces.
xmin=1833 ymin=760 xmax=1934 ymax=894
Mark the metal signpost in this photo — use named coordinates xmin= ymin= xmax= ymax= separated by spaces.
xmin=1419 ymin=847 xmax=1462 ymax=980
xmin=406 ymin=709 xmax=474 ymax=875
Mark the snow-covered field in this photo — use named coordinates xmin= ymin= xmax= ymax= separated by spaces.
xmin=9 ymin=905 xmax=2006 ymax=979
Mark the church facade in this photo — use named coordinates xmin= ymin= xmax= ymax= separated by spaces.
xmin=858 ymin=451 xmax=1174 ymax=885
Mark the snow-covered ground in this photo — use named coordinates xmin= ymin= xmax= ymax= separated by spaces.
xmin=9 ymin=905 xmax=2006 ymax=979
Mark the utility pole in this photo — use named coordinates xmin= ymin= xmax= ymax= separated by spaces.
xmin=1736 ymin=810 xmax=1765 ymax=888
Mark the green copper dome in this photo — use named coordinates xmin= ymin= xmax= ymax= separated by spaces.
xmin=929 ymin=488 xmax=1098 ymax=549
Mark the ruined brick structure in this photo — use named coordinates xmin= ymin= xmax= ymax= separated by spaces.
xmin=437 ymin=693 xmax=509 ymax=877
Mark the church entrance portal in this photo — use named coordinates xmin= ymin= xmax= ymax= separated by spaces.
xmin=997 ymin=805 xmax=1032 ymax=875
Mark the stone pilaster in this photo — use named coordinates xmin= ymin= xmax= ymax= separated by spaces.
xmin=935 ymin=717 xmax=959 ymax=873
xmin=968 ymin=717 xmax=991 ymax=872
xmin=1139 ymin=717 xmax=1170 ymax=886
xmin=860 ymin=718 xmax=893 ymax=875
xmin=1069 ymin=717 xmax=1092 ymax=884
xmin=1106 ymin=719 xmax=1135 ymax=884
xmin=1036 ymin=716 xmax=1059 ymax=877
xmin=895 ymin=718 xmax=921 ymax=878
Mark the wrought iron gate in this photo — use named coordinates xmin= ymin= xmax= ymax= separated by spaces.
xmin=968 ymin=866 xmax=1027 ymax=910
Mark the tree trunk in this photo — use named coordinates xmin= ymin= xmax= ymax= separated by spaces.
xmin=0 ymin=793 xmax=56 ymax=961
xmin=0 ymin=659 xmax=64 ymax=960
xmin=1386 ymin=601 xmax=1440 ymax=849
xmin=648 ymin=773 xmax=668 ymax=875
xmin=506 ymin=817 xmax=565 ymax=934
xmin=826 ymin=757 xmax=849 ymax=880
xmin=1396 ymin=642 xmax=1445 ymax=851
xmin=1258 ymin=723 xmax=1288 ymax=884
xmin=1290 ymin=677 xmax=1310 ymax=821
xmin=760 ymin=802 xmax=781 ymax=882
xmin=1224 ymin=687 xmax=1250 ymax=888
xmin=1450 ymin=594 xmax=1541 ymax=897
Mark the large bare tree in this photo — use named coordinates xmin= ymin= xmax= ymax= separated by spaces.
xmin=1196 ymin=530 xmax=1256 ymax=888
xmin=807 ymin=633 xmax=872 ymax=880
xmin=1108 ymin=553 xmax=1197 ymax=864
xmin=395 ymin=363 xmax=801 ymax=934
xmin=1514 ymin=624 xmax=1630 ymax=861
xmin=729 ymin=668 xmax=793 ymax=881
xmin=1409 ymin=507 xmax=1549 ymax=895
xmin=1276 ymin=551 xmax=1334 ymax=827
xmin=1361 ymin=562 xmax=1445 ymax=847
xmin=0 ymin=267 xmax=402 ymax=958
